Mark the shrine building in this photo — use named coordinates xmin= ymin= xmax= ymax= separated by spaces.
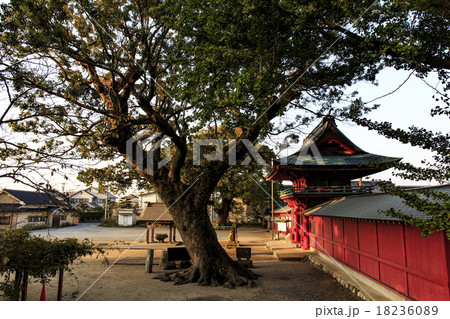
xmin=266 ymin=115 xmax=401 ymax=247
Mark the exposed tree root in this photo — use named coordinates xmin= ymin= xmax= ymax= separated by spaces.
xmin=154 ymin=262 xmax=258 ymax=288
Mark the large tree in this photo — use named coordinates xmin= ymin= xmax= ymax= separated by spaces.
xmin=1 ymin=0 xmax=447 ymax=286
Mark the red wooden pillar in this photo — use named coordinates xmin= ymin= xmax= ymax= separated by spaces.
xmin=303 ymin=215 xmax=310 ymax=250
xmin=294 ymin=212 xmax=301 ymax=244
xmin=444 ymin=232 xmax=450 ymax=300
xmin=298 ymin=214 xmax=303 ymax=246
xmin=286 ymin=200 xmax=297 ymax=243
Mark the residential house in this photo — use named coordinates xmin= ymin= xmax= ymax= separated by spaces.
xmin=69 ymin=187 xmax=117 ymax=211
xmin=137 ymin=190 xmax=162 ymax=208
xmin=0 ymin=188 xmax=76 ymax=230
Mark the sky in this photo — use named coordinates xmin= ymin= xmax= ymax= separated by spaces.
xmin=335 ymin=68 xmax=447 ymax=186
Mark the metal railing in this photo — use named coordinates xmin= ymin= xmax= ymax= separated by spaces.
xmin=279 ymin=186 xmax=372 ymax=197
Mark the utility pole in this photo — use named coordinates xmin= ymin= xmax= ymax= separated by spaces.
xmin=104 ymin=184 xmax=108 ymax=220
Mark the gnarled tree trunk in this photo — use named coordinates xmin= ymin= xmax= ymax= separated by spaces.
xmin=155 ymin=189 xmax=256 ymax=287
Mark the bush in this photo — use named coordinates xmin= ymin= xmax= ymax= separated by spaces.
xmin=21 ymin=223 xmax=48 ymax=231
xmin=79 ymin=210 xmax=104 ymax=222
xmin=59 ymin=222 xmax=73 ymax=228
xmin=0 ymin=229 xmax=100 ymax=300
xmin=99 ymin=216 xmax=118 ymax=227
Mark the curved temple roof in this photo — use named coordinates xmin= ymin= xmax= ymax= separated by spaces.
xmin=266 ymin=116 xmax=402 ymax=181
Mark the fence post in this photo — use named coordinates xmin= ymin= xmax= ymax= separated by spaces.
xmin=145 ymin=249 xmax=154 ymax=273
xmin=21 ymin=272 xmax=28 ymax=301
xmin=57 ymin=268 xmax=64 ymax=301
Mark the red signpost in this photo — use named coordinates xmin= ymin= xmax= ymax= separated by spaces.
xmin=40 ymin=283 xmax=46 ymax=301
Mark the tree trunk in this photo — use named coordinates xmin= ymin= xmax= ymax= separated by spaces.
xmin=155 ymin=191 xmax=257 ymax=287
xmin=216 ymin=198 xmax=233 ymax=226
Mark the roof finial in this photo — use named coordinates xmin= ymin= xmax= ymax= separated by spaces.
xmin=323 ymin=114 xmax=335 ymax=123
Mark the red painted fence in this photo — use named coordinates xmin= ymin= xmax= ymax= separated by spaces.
xmin=308 ymin=216 xmax=450 ymax=301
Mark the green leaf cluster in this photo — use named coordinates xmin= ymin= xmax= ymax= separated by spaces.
xmin=0 ymin=229 xmax=101 ymax=300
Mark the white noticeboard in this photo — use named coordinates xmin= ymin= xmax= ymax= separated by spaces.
xmin=276 ymin=222 xmax=287 ymax=232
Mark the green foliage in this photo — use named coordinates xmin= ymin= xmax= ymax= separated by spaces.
xmin=348 ymin=109 xmax=450 ymax=239
xmin=99 ymin=216 xmax=118 ymax=227
xmin=377 ymin=182 xmax=450 ymax=239
xmin=78 ymin=210 xmax=104 ymax=222
xmin=77 ymin=162 xmax=140 ymax=194
xmin=119 ymin=199 xmax=133 ymax=209
xmin=214 ymin=163 xmax=283 ymax=222
xmin=0 ymin=229 xmax=100 ymax=300
xmin=21 ymin=223 xmax=49 ymax=231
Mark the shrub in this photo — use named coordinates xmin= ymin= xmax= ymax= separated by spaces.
xmin=0 ymin=229 xmax=101 ymax=300
xmin=99 ymin=216 xmax=118 ymax=227
xmin=79 ymin=210 xmax=104 ymax=222
xmin=21 ymin=223 xmax=49 ymax=231
xmin=60 ymin=222 xmax=73 ymax=228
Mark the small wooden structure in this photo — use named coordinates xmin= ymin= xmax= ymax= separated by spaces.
xmin=137 ymin=203 xmax=177 ymax=243
xmin=118 ymin=209 xmax=136 ymax=227
xmin=273 ymin=205 xmax=291 ymax=235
